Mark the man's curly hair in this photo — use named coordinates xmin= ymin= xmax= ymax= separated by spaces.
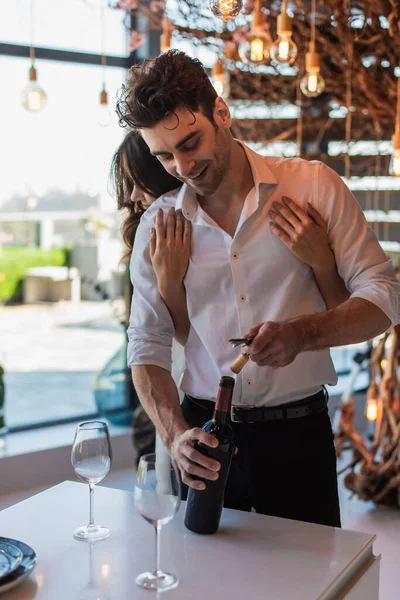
xmin=116 ymin=50 xmax=217 ymax=130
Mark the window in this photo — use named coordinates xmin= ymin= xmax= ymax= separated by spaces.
xmin=0 ymin=9 xmax=133 ymax=430
xmin=0 ymin=0 xmax=128 ymax=56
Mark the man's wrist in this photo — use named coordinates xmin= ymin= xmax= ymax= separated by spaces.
xmin=290 ymin=313 xmax=322 ymax=353
xmin=164 ymin=419 xmax=189 ymax=452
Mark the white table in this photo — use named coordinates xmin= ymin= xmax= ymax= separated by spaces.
xmin=0 ymin=481 xmax=380 ymax=599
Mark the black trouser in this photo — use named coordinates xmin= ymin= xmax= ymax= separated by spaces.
xmin=181 ymin=395 xmax=341 ymax=528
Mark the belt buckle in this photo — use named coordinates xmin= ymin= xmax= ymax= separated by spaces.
xmin=231 ymin=406 xmax=261 ymax=424
xmin=230 ymin=405 xmax=241 ymax=423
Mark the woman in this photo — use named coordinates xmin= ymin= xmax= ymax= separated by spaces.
xmin=111 ymin=131 xmax=349 ymax=461
xmin=111 ymin=131 xmax=189 ymax=464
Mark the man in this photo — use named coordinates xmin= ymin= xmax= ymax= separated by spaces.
xmin=117 ymin=50 xmax=399 ymax=527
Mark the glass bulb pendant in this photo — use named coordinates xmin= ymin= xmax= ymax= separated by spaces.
xmin=210 ymin=59 xmax=230 ymax=100
xmin=239 ymin=30 xmax=271 ymax=66
xmin=270 ymin=6 xmax=297 ymax=65
xmin=300 ymin=43 xmax=325 ymax=98
xmin=209 ymin=0 xmax=243 ymax=21
xmin=270 ymin=34 xmax=297 ymax=65
xmin=21 ymin=65 xmax=47 ymax=112
xmin=300 ymin=70 xmax=325 ymax=97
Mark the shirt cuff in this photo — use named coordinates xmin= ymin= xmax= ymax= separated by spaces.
xmin=350 ymin=287 xmax=400 ymax=327
xmin=127 ymin=338 xmax=172 ymax=372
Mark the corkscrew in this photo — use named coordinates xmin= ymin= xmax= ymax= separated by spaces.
xmin=228 ymin=337 xmax=254 ymax=347
xmin=229 ymin=337 xmax=254 ymax=374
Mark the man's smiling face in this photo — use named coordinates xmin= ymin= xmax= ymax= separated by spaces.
xmin=140 ymin=99 xmax=232 ymax=196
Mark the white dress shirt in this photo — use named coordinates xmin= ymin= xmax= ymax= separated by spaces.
xmin=128 ymin=142 xmax=400 ymax=407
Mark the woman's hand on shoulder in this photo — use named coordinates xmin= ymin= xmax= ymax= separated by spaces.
xmin=268 ymin=196 xmax=334 ymax=270
xmin=150 ymin=207 xmax=191 ymax=297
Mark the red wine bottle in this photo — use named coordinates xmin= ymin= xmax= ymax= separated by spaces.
xmin=184 ymin=376 xmax=235 ymax=534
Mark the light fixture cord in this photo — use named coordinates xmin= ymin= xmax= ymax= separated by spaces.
xmin=311 ymin=0 xmax=316 ymax=46
xmin=373 ymin=119 xmax=382 ymax=233
xmin=296 ymin=78 xmax=303 ymax=158
xmin=345 ymin=37 xmax=353 ymax=179
xmin=30 ymin=0 xmax=35 ymax=62
xmin=101 ymin=0 xmax=107 ymax=87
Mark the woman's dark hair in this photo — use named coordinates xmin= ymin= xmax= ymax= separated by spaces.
xmin=110 ymin=130 xmax=181 ymax=259
xmin=116 ymin=50 xmax=217 ymax=130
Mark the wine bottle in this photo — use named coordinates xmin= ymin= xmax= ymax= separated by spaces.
xmin=184 ymin=376 xmax=235 ymax=534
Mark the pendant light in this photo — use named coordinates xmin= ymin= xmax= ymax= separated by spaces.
xmin=238 ymin=0 xmax=271 ymax=66
xmin=21 ymin=0 xmax=47 ymax=112
xmin=160 ymin=18 xmax=172 ymax=53
xmin=300 ymin=0 xmax=325 ymax=98
xmin=389 ymin=76 xmax=400 ymax=177
xmin=209 ymin=0 xmax=243 ymax=22
xmin=210 ymin=57 xmax=230 ymax=100
xmin=270 ymin=1 xmax=297 ymax=65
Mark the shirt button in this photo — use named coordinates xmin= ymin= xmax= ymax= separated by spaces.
xmin=247 ymin=380 xmax=252 ymax=385
xmin=240 ymin=295 xmax=246 ymax=302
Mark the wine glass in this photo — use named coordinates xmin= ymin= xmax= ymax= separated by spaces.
xmin=71 ymin=421 xmax=112 ymax=542
xmin=134 ymin=452 xmax=181 ymax=592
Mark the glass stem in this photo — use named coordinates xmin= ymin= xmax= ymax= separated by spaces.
xmin=154 ymin=524 xmax=161 ymax=576
xmin=89 ymin=483 xmax=95 ymax=528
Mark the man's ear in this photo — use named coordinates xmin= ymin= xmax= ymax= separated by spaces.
xmin=213 ymin=97 xmax=231 ymax=129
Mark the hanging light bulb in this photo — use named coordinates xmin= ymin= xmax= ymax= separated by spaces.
xmin=22 ymin=1 xmax=47 ymax=113
xmin=210 ymin=58 xmax=230 ymax=100
xmin=300 ymin=0 xmax=325 ymax=98
xmin=160 ymin=18 xmax=172 ymax=53
xmin=300 ymin=42 xmax=325 ymax=97
xmin=209 ymin=0 xmax=243 ymax=22
xmin=97 ymin=84 xmax=112 ymax=127
xmin=389 ymin=76 xmax=400 ymax=177
xmin=270 ymin=1 xmax=297 ymax=65
xmin=21 ymin=61 xmax=47 ymax=112
xmin=238 ymin=0 xmax=271 ymax=66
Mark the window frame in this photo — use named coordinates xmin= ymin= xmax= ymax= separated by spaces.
xmin=0 ymin=36 xmax=139 ymax=432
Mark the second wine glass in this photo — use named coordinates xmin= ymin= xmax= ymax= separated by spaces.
xmin=71 ymin=421 xmax=112 ymax=542
xmin=134 ymin=453 xmax=181 ymax=592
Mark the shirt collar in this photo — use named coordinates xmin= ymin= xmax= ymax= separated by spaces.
xmin=237 ymin=140 xmax=278 ymax=189
xmin=175 ymin=139 xmax=278 ymax=221
xmin=175 ymin=183 xmax=198 ymax=222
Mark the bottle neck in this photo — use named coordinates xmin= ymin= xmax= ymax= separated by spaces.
xmin=213 ymin=385 xmax=233 ymax=425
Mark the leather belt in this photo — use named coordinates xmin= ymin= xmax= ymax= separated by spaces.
xmin=230 ymin=389 xmax=328 ymax=423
